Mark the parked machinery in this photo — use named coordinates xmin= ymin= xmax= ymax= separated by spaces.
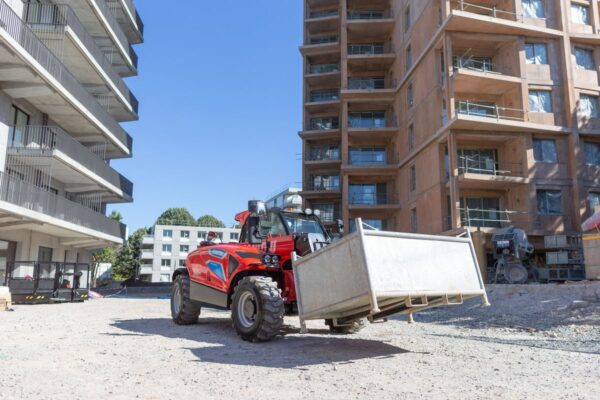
xmin=491 ymin=226 xmax=534 ymax=284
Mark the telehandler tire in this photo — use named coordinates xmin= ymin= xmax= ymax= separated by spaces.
xmin=171 ymin=274 xmax=201 ymax=325
xmin=231 ymin=276 xmax=284 ymax=342
xmin=325 ymin=318 xmax=366 ymax=334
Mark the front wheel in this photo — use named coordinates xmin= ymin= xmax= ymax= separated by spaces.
xmin=325 ymin=318 xmax=366 ymax=334
xmin=231 ymin=276 xmax=284 ymax=342
xmin=171 ymin=274 xmax=201 ymax=325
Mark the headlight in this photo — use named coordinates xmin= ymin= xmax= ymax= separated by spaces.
xmin=305 ymin=208 xmax=313 ymax=215
xmin=263 ymin=254 xmax=272 ymax=264
xmin=272 ymin=255 xmax=280 ymax=264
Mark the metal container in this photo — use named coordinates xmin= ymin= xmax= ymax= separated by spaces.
xmin=292 ymin=220 xmax=489 ymax=330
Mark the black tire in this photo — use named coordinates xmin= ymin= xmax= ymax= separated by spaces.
xmin=325 ymin=318 xmax=366 ymax=334
xmin=231 ymin=276 xmax=284 ymax=342
xmin=171 ymin=274 xmax=200 ymax=325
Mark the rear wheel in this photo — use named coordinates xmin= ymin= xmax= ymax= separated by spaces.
xmin=171 ymin=274 xmax=201 ymax=325
xmin=325 ymin=318 xmax=366 ymax=334
xmin=231 ymin=276 xmax=284 ymax=342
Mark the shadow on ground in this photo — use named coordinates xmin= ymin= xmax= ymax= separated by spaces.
xmin=110 ymin=316 xmax=410 ymax=368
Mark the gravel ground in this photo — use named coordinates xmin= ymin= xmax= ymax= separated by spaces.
xmin=0 ymin=283 xmax=599 ymax=400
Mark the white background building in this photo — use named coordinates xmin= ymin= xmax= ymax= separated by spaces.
xmin=140 ymin=225 xmax=240 ymax=283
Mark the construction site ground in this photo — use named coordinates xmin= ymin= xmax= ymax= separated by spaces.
xmin=0 ymin=282 xmax=598 ymax=400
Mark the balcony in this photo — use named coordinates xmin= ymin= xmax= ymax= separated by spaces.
xmin=451 ymin=100 xmax=566 ymax=134
xmin=456 ymin=154 xmax=528 ymax=189
xmin=306 ymin=146 xmax=341 ymax=167
xmin=140 ymin=250 xmax=153 ymax=260
xmin=300 ymin=34 xmax=340 ymax=56
xmin=348 ymin=187 xmax=400 ymax=211
xmin=452 ymin=56 xmax=521 ymax=95
xmin=139 ymin=264 xmax=153 ymax=275
xmin=342 ymin=77 xmax=395 ymax=100
xmin=299 ymin=116 xmax=340 ymax=140
xmin=306 ymin=89 xmax=340 ymax=112
xmin=343 ymin=149 xmax=397 ymax=176
xmin=306 ymin=9 xmax=339 ymax=34
xmin=0 ymin=170 xmax=125 ymax=242
xmin=7 ymin=126 xmax=133 ymax=202
xmin=0 ymin=1 xmax=132 ymax=157
xmin=347 ymin=10 xmax=394 ymax=38
xmin=457 ymin=207 xmax=512 ymax=229
xmin=301 ymin=177 xmax=341 ymax=199
xmin=24 ymin=3 xmax=138 ymax=119
xmin=306 ymin=63 xmax=341 ymax=86
xmin=447 ymin=0 xmax=562 ymax=37
xmin=141 ymin=236 xmax=153 ymax=245
xmin=348 ymin=111 xmax=397 ymax=142
xmin=347 ymin=43 xmax=395 ymax=72
xmin=106 ymin=0 xmax=144 ymax=44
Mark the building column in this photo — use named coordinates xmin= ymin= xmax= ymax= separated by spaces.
xmin=448 ymin=131 xmax=460 ymax=230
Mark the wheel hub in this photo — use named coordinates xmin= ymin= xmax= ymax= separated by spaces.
xmin=237 ymin=291 xmax=257 ymax=328
xmin=173 ymin=284 xmax=182 ymax=314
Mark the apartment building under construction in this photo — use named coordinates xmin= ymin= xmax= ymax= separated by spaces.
xmin=300 ymin=0 xmax=600 ymax=271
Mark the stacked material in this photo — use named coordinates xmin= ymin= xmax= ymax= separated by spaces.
xmin=0 ymin=286 xmax=11 ymax=311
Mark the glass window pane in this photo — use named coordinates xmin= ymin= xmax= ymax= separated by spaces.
xmin=571 ymin=4 xmax=590 ymax=24
xmin=575 ymin=48 xmax=594 ymax=70
xmin=523 ymin=0 xmax=545 ymax=18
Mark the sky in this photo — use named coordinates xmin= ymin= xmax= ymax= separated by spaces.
xmin=108 ymin=1 xmax=304 ymax=232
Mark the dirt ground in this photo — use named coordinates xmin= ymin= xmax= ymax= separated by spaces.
xmin=0 ymin=283 xmax=599 ymax=400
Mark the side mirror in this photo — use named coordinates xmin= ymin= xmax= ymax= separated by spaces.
xmin=248 ymin=200 xmax=266 ymax=216
xmin=247 ymin=215 xmax=262 ymax=245
xmin=336 ymin=219 xmax=344 ymax=235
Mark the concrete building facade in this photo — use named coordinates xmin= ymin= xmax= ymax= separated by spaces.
xmin=300 ymin=0 xmax=600 ymax=250
xmin=265 ymin=186 xmax=303 ymax=210
xmin=140 ymin=225 xmax=241 ymax=283
xmin=0 ymin=0 xmax=142 ymax=283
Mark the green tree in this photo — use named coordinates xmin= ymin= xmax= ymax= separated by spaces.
xmin=112 ymin=227 xmax=149 ymax=280
xmin=156 ymin=208 xmax=198 ymax=226
xmin=91 ymin=246 xmax=118 ymax=286
xmin=198 ymin=215 xmax=226 ymax=228
xmin=109 ymin=210 xmax=123 ymax=222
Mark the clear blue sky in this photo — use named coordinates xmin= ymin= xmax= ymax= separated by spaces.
xmin=109 ymin=1 xmax=304 ymax=232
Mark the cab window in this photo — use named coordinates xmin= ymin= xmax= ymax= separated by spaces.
xmin=259 ymin=212 xmax=287 ymax=236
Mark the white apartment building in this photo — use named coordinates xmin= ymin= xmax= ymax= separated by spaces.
xmin=0 ymin=0 xmax=142 ymax=284
xmin=265 ymin=186 xmax=302 ymax=210
xmin=140 ymin=225 xmax=241 ymax=283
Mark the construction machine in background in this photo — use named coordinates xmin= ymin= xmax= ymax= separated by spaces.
xmin=171 ymin=200 xmax=489 ymax=342
xmin=491 ymin=226 xmax=535 ymax=284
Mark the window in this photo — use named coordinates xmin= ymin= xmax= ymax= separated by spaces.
xmin=580 ymin=94 xmax=599 ymax=118
xmin=522 ymin=0 xmax=545 ymax=18
xmin=9 ymin=105 xmax=30 ymax=146
xmin=180 ymin=245 xmax=189 ymax=253
xmin=310 ymin=145 xmax=340 ymax=161
xmin=348 ymin=77 xmax=385 ymax=90
xmin=312 ymin=175 xmax=340 ymax=190
xmin=350 ymin=219 xmax=385 ymax=232
xmin=571 ymin=4 xmax=590 ymax=25
xmin=407 ymin=84 xmax=414 ymax=108
xmin=258 ymin=212 xmax=287 ymax=237
xmin=460 ymin=197 xmax=502 ymax=228
xmin=404 ymin=6 xmax=411 ymax=32
xmin=408 ymin=124 xmax=415 ymax=150
xmin=162 ymin=229 xmax=172 ymax=238
xmin=589 ymin=192 xmax=600 ymax=213
xmin=349 ymin=183 xmax=387 ymax=205
xmin=161 ymin=259 xmax=171 ymax=267
xmin=584 ymin=142 xmax=600 ymax=166
xmin=313 ymin=203 xmax=335 ymax=222
xmin=458 ymin=149 xmax=498 ymax=175
xmin=160 ymin=274 xmax=171 ymax=283
xmin=180 ymin=230 xmax=190 ymax=239
xmin=575 ymin=47 xmax=594 ymax=70
xmin=410 ymin=208 xmax=417 ymax=233
xmin=525 ymin=43 xmax=548 ymax=65
xmin=198 ymin=231 xmax=207 ymax=240
xmin=310 ymin=117 xmax=339 ymax=130
xmin=162 ymin=244 xmax=172 ymax=253
xmin=533 ymin=139 xmax=557 ymax=163
xmin=348 ymin=111 xmax=386 ymax=128
xmin=406 ymin=45 xmax=412 ymax=71
xmin=409 ymin=165 xmax=416 ymax=192
xmin=230 ymin=232 xmax=240 ymax=241
xmin=528 ymin=90 xmax=552 ymax=112
xmin=179 ymin=259 xmax=186 ymax=267
xmin=537 ymin=190 xmax=562 ymax=215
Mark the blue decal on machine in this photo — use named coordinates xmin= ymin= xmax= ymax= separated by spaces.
xmin=207 ymin=261 xmax=225 ymax=280
xmin=209 ymin=249 xmax=227 ymax=259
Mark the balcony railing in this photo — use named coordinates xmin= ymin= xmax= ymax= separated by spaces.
xmin=23 ymin=3 xmax=138 ymax=115
xmin=349 ymin=191 xmax=391 ymax=205
xmin=458 ymin=207 xmax=511 ymax=228
xmin=0 ymin=0 xmax=132 ymax=154
xmin=453 ymin=56 xmax=495 ymax=73
xmin=348 ymin=113 xmax=387 ymax=128
xmin=348 ymin=43 xmax=385 ymax=55
xmin=118 ymin=0 xmax=144 ymax=36
xmin=307 ymin=181 xmax=341 ymax=191
xmin=310 ymin=35 xmax=338 ymax=45
xmin=309 ymin=10 xmax=339 ymax=19
xmin=309 ymin=148 xmax=341 ymax=161
xmin=92 ymin=0 xmax=138 ymax=69
xmin=310 ymin=90 xmax=340 ymax=102
xmin=7 ymin=126 xmax=133 ymax=197
xmin=451 ymin=0 xmax=546 ymax=23
xmin=0 ymin=170 xmax=125 ymax=239
xmin=458 ymin=155 xmax=523 ymax=177
xmin=309 ymin=117 xmax=339 ymax=130
xmin=347 ymin=11 xmax=386 ymax=20
xmin=348 ymin=77 xmax=385 ymax=90
xmin=350 ymin=152 xmax=387 ymax=165
xmin=455 ymin=100 xmax=525 ymax=121
xmin=309 ymin=63 xmax=340 ymax=74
